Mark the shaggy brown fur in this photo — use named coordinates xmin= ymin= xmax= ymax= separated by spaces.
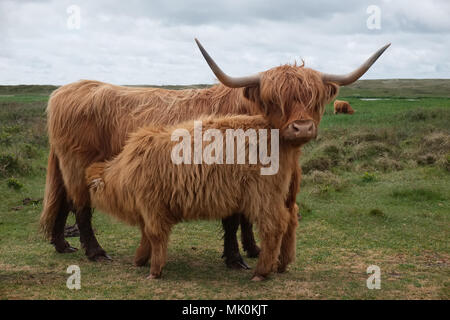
xmin=333 ymin=100 xmax=355 ymax=114
xmin=86 ymin=115 xmax=301 ymax=280
xmin=40 ymin=64 xmax=337 ymax=261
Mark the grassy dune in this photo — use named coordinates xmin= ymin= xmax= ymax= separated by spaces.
xmin=0 ymin=80 xmax=449 ymax=299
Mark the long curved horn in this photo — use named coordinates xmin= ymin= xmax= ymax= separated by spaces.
xmin=195 ymin=38 xmax=260 ymax=88
xmin=321 ymin=43 xmax=391 ymax=86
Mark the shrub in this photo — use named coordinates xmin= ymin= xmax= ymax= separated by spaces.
xmin=3 ymin=125 xmax=22 ymax=134
xmin=361 ymin=172 xmax=377 ymax=183
xmin=417 ymin=154 xmax=436 ymax=165
xmin=0 ymin=152 xmax=31 ymax=177
xmin=369 ymin=208 xmax=385 ymax=217
xmin=0 ymin=132 xmax=12 ymax=145
xmin=420 ymin=132 xmax=450 ymax=155
xmin=7 ymin=177 xmax=23 ymax=190
xmin=351 ymin=142 xmax=392 ymax=160
xmin=374 ymin=157 xmax=403 ymax=172
xmin=407 ymin=109 xmax=427 ymax=121
xmin=322 ymin=144 xmax=340 ymax=157
xmin=302 ymin=157 xmax=331 ymax=174
xmin=437 ymin=153 xmax=450 ymax=171
xmin=298 ymin=202 xmax=312 ymax=217
xmin=345 ymin=132 xmax=380 ymax=146
xmin=304 ymin=170 xmax=347 ymax=194
xmin=22 ymin=143 xmax=39 ymax=159
xmin=0 ymin=153 xmax=20 ymax=174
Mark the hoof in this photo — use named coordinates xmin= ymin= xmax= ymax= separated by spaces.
xmin=96 ymin=254 xmax=112 ymax=262
xmin=53 ymin=240 xmax=78 ymax=254
xmin=147 ymin=273 xmax=161 ymax=280
xmin=245 ymin=246 xmax=261 ymax=258
xmin=225 ymin=255 xmax=251 ymax=270
xmin=277 ymin=265 xmax=288 ymax=273
xmin=251 ymin=275 xmax=266 ymax=282
xmin=134 ymin=257 xmax=149 ymax=267
xmin=88 ymin=252 xmax=112 ymax=262
xmin=62 ymin=246 xmax=78 ymax=253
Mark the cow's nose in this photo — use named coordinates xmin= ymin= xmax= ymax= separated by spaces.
xmin=282 ymin=120 xmax=317 ymax=143
xmin=290 ymin=121 xmax=315 ymax=135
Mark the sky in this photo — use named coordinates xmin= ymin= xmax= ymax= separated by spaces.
xmin=0 ymin=0 xmax=449 ymax=85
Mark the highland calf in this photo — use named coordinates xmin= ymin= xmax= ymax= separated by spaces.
xmin=86 ymin=115 xmax=302 ymax=280
xmin=334 ymin=100 xmax=355 ymax=114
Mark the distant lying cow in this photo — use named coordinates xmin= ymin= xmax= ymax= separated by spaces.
xmin=86 ymin=115 xmax=305 ymax=281
xmin=334 ymin=100 xmax=355 ymax=114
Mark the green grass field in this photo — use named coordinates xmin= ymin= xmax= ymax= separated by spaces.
xmin=0 ymin=80 xmax=449 ymax=299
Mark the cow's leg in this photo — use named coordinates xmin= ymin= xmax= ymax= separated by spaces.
xmin=240 ymin=215 xmax=260 ymax=258
xmin=42 ymin=147 xmax=77 ymax=253
xmin=252 ymin=207 xmax=288 ymax=281
xmin=134 ymin=222 xmax=152 ymax=267
xmin=222 ymin=214 xmax=250 ymax=270
xmin=51 ymin=198 xmax=77 ymax=253
xmin=277 ymin=204 xmax=299 ymax=273
xmin=56 ymin=151 xmax=111 ymax=261
xmin=75 ymin=206 xmax=111 ymax=261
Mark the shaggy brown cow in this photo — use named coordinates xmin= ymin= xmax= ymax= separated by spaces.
xmin=41 ymin=79 xmax=260 ymax=267
xmin=334 ymin=100 xmax=355 ymax=114
xmin=86 ymin=115 xmax=308 ymax=280
xmin=40 ymin=38 xmax=389 ymax=269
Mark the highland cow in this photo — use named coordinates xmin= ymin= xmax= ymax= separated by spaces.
xmin=40 ymin=38 xmax=389 ymax=269
xmin=334 ymin=100 xmax=355 ymax=114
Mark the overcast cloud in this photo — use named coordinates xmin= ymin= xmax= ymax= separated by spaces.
xmin=0 ymin=0 xmax=449 ymax=85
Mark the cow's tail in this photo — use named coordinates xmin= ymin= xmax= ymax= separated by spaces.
xmin=85 ymin=162 xmax=106 ymax=194
xmin=40 ymin=147 xmax=66 ymax=239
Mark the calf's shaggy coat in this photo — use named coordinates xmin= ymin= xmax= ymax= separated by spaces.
xmin=86 ymin=115 xmax=301 ymax=280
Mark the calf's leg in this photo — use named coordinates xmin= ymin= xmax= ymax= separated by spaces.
xmin=145 ymin=221 xmax=172 ymax=279
xmin=134 ymin=223 xmax=152 ymax=266
xmin=277 ymin=204 xmax=299 ymax=273
xmin=252 ymin=207 xmax=289 ymax=281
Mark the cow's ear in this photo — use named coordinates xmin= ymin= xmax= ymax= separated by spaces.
xmin=326 ymin=83 xmax=339 ymax=101
xmin=243 ymin=86 xmax=260 ymax=103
